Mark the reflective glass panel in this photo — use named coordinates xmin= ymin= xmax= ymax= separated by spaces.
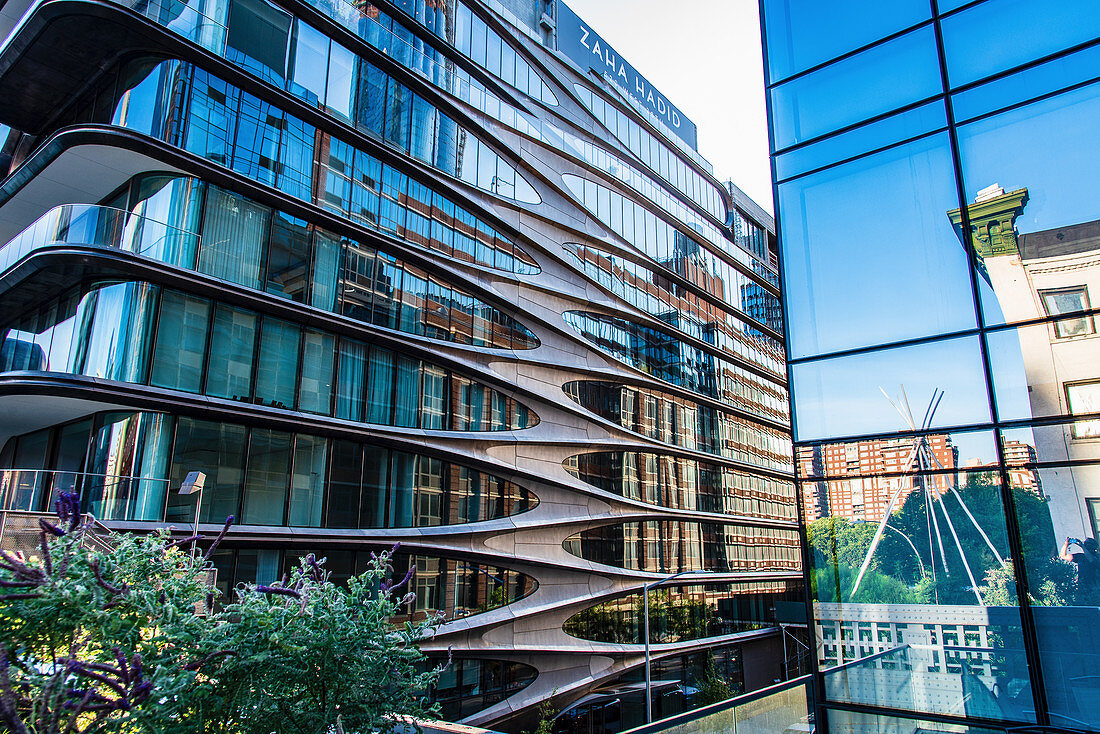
xmin=790 ymin=337 xmax=991 ymax=442
xmin=779 ymin=134 xmax=977 ymax=359
xmin=762 ymin=0 xmax=930 ymax=83
xmin=955 ymin=80 xmax=1100 ymax=328
xmin=941 ymin=0 xmax=1100 ymax=88
xmin=770 ymin=27 xmax=942 ymax=150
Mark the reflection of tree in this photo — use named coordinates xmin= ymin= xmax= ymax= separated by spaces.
xmin=808 ymin=480 xmax=1072 ymax=606
xmin=563 ymin=592 xmax=732 ymax=644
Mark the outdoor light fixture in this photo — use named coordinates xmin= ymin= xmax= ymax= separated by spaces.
xmin=178 ymin=471 xmax=206 ymax=554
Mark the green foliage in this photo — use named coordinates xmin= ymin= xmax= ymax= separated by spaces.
xmin=807 ymin=480 xmax=1070 ymax=607
xmin=190 ymin=555 xmax=443 ymax=734
xmin=693 ymin=653 xmax=734 ymax=706
xmin=0 ymin=504 xmax=440 ymax=734
xmin=1 ymin=518 xmax=215 ymax=733
xmin=526 ymin=696 xmax=555 ymax=734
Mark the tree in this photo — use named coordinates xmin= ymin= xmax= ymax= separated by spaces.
xmin=0 ymin=493 xmax=442 ymax=734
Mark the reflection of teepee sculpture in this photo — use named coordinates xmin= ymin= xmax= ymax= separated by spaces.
xmin=850 ymin=387 xmax=1009 ymax=605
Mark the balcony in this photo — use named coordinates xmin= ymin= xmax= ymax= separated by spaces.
xmin=0 ymin=203 xmax=198 ymax=276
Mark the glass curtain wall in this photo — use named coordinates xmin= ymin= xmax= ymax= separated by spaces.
xmin=0 ymin=280 xmax=537 ymax=430
xmin=762 ymin=0 xmax=1100 ymax=729
xmin=0 ymin=411 xmax=537 ymax=527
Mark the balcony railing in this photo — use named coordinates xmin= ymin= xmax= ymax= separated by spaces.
xmin=620 ymin=675 xmax=814 ymax=734
xmin=0 ymin=203 xmax=199 ymax=275
xmin=1 ymin=468 xmax=175 ymax=525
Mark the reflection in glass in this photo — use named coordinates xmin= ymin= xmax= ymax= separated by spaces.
xmin=761 ymin=0 xmax=930 ymax=83
xmin=769 ymin=27 xmax=941 ymax=150
xmin=101 ymin=61 xmax=541 ymax=271
xmin=0 ymin=280 xmax=537 ymax=431
xmin=0 ymin=412 xmax=538 ymax=528
xmin=563 ymin=580 xmax=802 ymax=644
xmin=779 ymin=134 xmax=977 ymax=359
xmin=562 ymin=312 xmax=788 ymax=425
xmin=941 ymin=0 xmax=1100 ymax=88
xmin=564 ymin=521 xmax=801 ymax=574
xmin=563 ymin=244 xmax=785 ymax=366
xmin=564 ymin=382 xmax=792 ymax=472
xmin=790 ymin=337 xmax=991 ymax=442
xmin=428 ymin=658 xmax=537 ymax=722
xmin=565 ymin=451 xmax=796 ymax=521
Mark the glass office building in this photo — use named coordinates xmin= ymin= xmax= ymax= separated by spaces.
xmin=0 ymin=0 xmax=797 ymax=729
xmin=761 ymin=1 xmax=1100 ymax=731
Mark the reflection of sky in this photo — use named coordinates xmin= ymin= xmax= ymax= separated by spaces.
xmin=791 ymin=336 xmax=991 ymax=442
xmin=780 ymin=134 xmax=977 ymax=360
xmin=957 ymin=81 xmax=1100 ymax=235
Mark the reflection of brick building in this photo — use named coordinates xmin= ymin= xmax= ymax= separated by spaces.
xmin=951 ymin=185 xmax=1100 ymax=541
xmin=960 ymin=440 xmax=1041 ymax=494
xmin=797 ymin=434 xmax=958 ymax=523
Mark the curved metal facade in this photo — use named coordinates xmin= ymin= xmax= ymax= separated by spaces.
xmin=0 ymin=0 xmax=796 ymax=728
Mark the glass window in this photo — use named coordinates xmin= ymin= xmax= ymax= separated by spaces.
xmin=790 ymin=336 xmax=992 ymax=442
xmin=421 ymin=365 xmax=447 ymax=430
xmin=225 ymin=0 xmax=291 ymax=83
xmin=298 ymin=329 xmax=334 ymax=415
xmin=366 ymin=347 xmax=395 ymax=424
xmin=393 ymin=355 xmax=420 ymax=428
xmin=356 ymin=60 xmax=388 ymax=137
xmin=389 ymin=450 xmax=416 ymax=528
xmin=326 ymin=440 xmax=361 ymax=528
xmin=955 ymin=81 xmax=1100 ymax=327
xmin=1041 ymin=287 xmax=1095 ymax=337
xmin=205 ymin=304 xmax=256 ymax=400
xmin=168 ymin=418 xmax=246 ymax=523
xmin=288 ymin=435 xmax=327 ymax=527
xmin=325 ymin=41 xmax=357 ymax=121
xmin=199 ymin=186 xmax=270 ymax=289
xmin=242 ymin=427 xmax=290 ymax=525
xmin=232 ymin=92 xmax=281 ymax=187
xmin=1068 ymin=381 xmax=1100 ymax=438
xmin=769 ymin=26 xmax=942 ymax=150
xmin=779 ymin=134 xmax=978 ymax=359
xmin=289 ymin=21 xmax=329 ymax=104
xmin=149 ymin=289 xmax=210 ymax=393
xmin=310 ymin=230 xmax=342 ymax=311
xmin=254 ymin=317 xmax=300 ymax=408
xmin=264 ymin=211 xmax=310 ymax=301
xmin=335 ymin=338 xmax=367 ymax=422
xmin=941 ymin=0 xmax=1100 ymax=88
xmin=762 ymin=0 xmax=930 ymax=83
xmin=184 ymin=71 xmax=238 ymax=166
xmin=360 ymin=446 xmax=389 ymax=528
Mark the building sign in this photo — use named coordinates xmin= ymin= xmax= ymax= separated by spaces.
xmin=556 ymin=2 xmax=699 ymax=150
